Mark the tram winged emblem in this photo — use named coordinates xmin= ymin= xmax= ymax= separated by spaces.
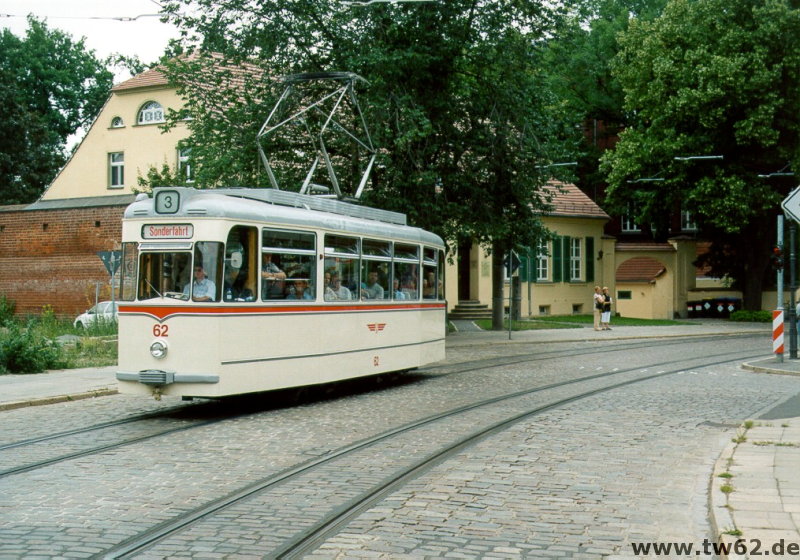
xmin=367 ymin=323 xmax=386 ymax=333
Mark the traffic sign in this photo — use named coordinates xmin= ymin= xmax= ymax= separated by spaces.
xmin=504 ymin=251 xmax=521 ymax=275
xmin=781 ymin=186 xmax=800 ymax=222
xmin=97 ymin=251 xmax=122 ymax=276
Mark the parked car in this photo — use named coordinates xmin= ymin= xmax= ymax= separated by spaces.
xmin=73 ymin=301 xmax=118 ymax=329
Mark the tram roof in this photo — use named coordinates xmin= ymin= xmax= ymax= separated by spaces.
xmin=125 ymin=187 xmax=445 ymax=247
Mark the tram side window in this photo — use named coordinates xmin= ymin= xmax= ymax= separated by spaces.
xmin=324 ymin=234 xmax=359 ymax=301
xmin=137 ymin=251 xmax=191 ymax=300
xmin=262 ymin=229 xmax=316 ymax=300
xmin=422 ymin=247 xmax=440 ymax=300
xmin=187 ymin=242 xmax=223 ymax=302
xmin=438 ymin=249 xmax=446 ymax=300
xmin=224 ymin=226 xmax=257 ymax=302
xmin=119 ymin=242 xmax=138 ymax=301
xmin=394 ymin=243 xmax=420 ymax=300
xmin=361 ymin=239 xmax=390 ymax=300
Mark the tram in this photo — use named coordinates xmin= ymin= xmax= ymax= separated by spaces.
xmin=116 ymin=187 xmax=447 ymax=399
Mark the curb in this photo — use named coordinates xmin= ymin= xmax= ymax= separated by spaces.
xmin=0 ymin=388 xmax=118 ymax=412
xmin=741 ymin=359 xmax=800 ymax=376
xmin=446 ymin=329 xmax=764 ymax=348
xmin=708 ymin=428 xmax=743 ymax=560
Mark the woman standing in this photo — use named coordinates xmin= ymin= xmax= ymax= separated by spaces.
xmin=593 ymin=286 xmax=604 ymax=331
xmin=601 ymin=286 xmax=613 ymax=330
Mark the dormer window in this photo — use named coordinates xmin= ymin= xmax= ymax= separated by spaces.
xmin=138 ymin=101 xmax=164 ymax=125
xmin=111 ymin=116 xmax=124 ymax=128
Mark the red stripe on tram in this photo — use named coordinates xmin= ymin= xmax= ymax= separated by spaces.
xmin=119 ymin=303 xmax=446 ymax=321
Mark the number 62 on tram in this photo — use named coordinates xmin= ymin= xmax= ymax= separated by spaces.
xmin=115 ymin=187 xmax=447 ymax=399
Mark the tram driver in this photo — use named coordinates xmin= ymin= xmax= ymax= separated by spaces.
xmin=184 ymin=264 xmax=217 ymax=302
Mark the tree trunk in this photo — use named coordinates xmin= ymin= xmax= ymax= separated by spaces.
xmin=492 ymin=243 xmax=506 ymax=330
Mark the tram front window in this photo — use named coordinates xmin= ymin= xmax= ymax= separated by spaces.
xmin=138 ymin=252 xmax=192 ymax=300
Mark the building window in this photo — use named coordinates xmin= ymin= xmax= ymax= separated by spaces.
xmin=569 ymin=237 xmax=582 ymax=281
xmin=681 ymin=209 xmax=697 ymax=232
xmin=138 ymin=101 xmax=164 ymax=125
xmin=538 ymin=305 xmax=550 ymax=315
xmin=618 ymin=290 xmax=632 ymax=300
xmin=109 ymin=152 xmax=124 ymax=188
xmin=536 ymin=239 xmax=549 ymax=281
xmin=621 ymin=202 xmax=641 ymax=232
xmin=178 ymin=147 xmax=194 ymax=183
xmin=111 ymin=116 xmax=124 ymax=128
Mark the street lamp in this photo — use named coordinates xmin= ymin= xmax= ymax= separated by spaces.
xmin=674 ymin=155 xmax=724 ymax=161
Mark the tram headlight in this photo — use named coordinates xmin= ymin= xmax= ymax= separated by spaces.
xmin=150 ymin=340 xmax=168 ymax=359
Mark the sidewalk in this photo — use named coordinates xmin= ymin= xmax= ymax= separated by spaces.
xmin=712 ymin=354 xmax=800 ymax=558
xmin=0 ymin=365 xmax=117 ymax=411
xmin=0 ymin=320 xmax=798 ymax=557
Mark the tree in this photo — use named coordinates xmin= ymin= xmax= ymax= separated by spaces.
xmin=161 ymin=0 xmax=581 ymax=328
xmin=600 ymin=0 xmax=800 ymax=309
xmin=543 ymin=0 xmax=667 ymax=200
xmin=0 ymin=17 xmax=113 ymax=204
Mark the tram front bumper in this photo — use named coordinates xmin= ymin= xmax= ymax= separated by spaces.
xmin=116 ymin=370 xmax=220 ymax=385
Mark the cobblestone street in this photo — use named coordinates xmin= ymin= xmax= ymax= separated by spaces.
xmin=1 ymin=329 xmax=798 ymax=558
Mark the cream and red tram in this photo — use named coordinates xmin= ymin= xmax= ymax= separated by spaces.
xmin=116 ymin=187 xmax=447 ymax=398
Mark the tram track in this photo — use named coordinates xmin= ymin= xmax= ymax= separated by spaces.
xmin=97 ymin=346 xmax=762 ymax=559
xmin=0 ymin=333 xmax=761 ymax=481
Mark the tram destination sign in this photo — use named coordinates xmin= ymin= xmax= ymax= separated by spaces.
xmin=142 ymin=224 xmax=194 ymax=239
xmin=781 ymin=186 xmax=800 ymax=223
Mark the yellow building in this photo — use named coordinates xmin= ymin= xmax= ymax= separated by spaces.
xmin=41 ymin=68 xmax=191 ymax=201
xmin=448 ymin=181 xmax=615 ymax=319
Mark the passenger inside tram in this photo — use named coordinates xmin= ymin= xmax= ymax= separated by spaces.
xmin=261 ymin=253 xmax=286 ymax=299
xmin=325 ymin=272 xmax=352 ymax=300
xmin=287 ymin=276 xmax=314 ymax=300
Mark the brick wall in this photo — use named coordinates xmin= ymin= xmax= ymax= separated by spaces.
xmin=0 ymin=204 xmax=127 ymax=317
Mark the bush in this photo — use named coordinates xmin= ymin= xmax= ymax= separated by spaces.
xmin=0 ymin=294 xmax=15 ymax=326
xmin=0 ymin=322 xmax=67 ymax=374
xmin=729 ymin=310 xmax=772 ymax=322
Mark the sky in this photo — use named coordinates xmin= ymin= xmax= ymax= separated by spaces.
xmin=1 ymin=0 xmax=181 ymax=82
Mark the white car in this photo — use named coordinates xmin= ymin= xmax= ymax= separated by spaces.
xmin=73 ymin=301 xmax=118 ymax=329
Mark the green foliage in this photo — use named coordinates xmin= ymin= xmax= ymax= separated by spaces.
xmin=0 ymin=295 xmax=15 ymax=326
xmin=729 ymin=310 xmax=772 ymax=323
xmin=0 ymin=321 xmax=66 ymax=374
xmin=600 ymin=0 xmax=800 ymax=308
xmin=159 ymin=0 xmax=581 ymax=253
xmin=0 ymin=17 xmax=114 ymax=203
xmin=137 ymin=160 xmax=192 ymax=192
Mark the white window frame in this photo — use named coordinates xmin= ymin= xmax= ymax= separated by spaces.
xmin=536 ymin=239 xmax=549 ymax=281
xmin=109 ymin=152 xmax=124 ymax=188
xmin=110 ymin=116 xmax=124 ymax=128
xmin=681 ymin=209 xmax=698 ymax=232
xmin=138 ymin=101 xmax=165 ymax=125
xmin=621 ymin=202 xmax=641 ymax=232
xmin=569 ymin=237 xmax=582 ymax=281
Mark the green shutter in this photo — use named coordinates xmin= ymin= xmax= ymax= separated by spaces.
xmin=520 ymin=247 xmax=530 ymax=282
xmin=562 ymin=236 xmax=572 ymax=282
xmin=585 ymin=236 xmax=595 ymax=283
xmin=553 ymin=236 xmax=563 ymax=283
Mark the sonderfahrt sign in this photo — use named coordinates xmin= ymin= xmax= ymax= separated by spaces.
xmin=781 ymin=186 xmax=800 ymax=223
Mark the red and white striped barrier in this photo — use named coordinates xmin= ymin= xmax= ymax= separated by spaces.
xmin=773 ymin=310 xmax=785 ymax=355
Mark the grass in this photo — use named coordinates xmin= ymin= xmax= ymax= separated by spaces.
xmin=0 ymin=305 xmax=117 ymax=373
xmin=534 ymin=314 xmax=693 ymax=327
xmin=472 ymin=314 xmax=693 ymax=331
xmin=473 ymin=319 xmax=582 ymax=331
